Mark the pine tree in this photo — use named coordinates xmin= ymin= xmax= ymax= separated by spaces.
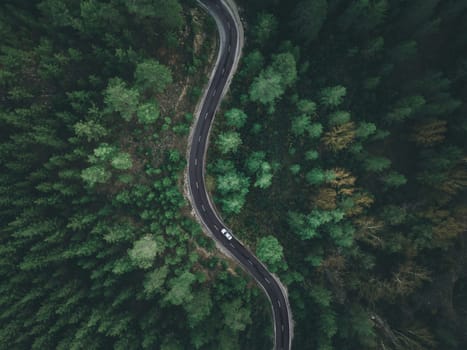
xmin=320 ymin=86 xmax=347 ymax=108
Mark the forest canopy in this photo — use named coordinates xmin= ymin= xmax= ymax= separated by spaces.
xmin=209 ymin=0 xmax=467 ymax=348
xmin=0 ymin=1 xmax=272 ymax=349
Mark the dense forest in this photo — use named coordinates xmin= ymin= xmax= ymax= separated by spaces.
xmin=2 ymin=0 xmax=467 ymax=349
xmin=0 ymin=1 xmax=273 ymax=349
xmin=208 ymin=0 xmax=467 ymax=349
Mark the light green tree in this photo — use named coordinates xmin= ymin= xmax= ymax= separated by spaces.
xmin=249 ymin=52 xmax=297 ymax=108
xmin=271 ymin=52 xmax=297 ymax=88
xmin=164 ymin=271 xmax=196 ymax=306
xmin=135 ymin=59 xmax=172 ymax=93
xmin=184 ymin=290 xmax=212 ymax=327
xmin=254 ymin=171 xmax=273 ymax=189
xmin=74 ymin=120 xmax=107 ymax=141
xmin=245 ymin=151 xmax=266 ymax=173
xmin=256 ymin=235 xmax=285 ymax=272
xmin=137 ymin=101 xmax=160 ymax=124
xmin=306 ymin=168 xmax=334 ymax=185
xmin=249 ymin=70 xmax=283 ymax=106
xmin=128 ymin=235 xmax=162 ymax=269
xmin=216 ymin=131 xmax=242 ymax=154
xmin=225 ymin=108 xmax=247 ymax=128
xmin=290 ymin=164 xmax=301 ymax=175
xmin=291 ymin=114 xmax=311 ymax=136
xmin=221 ymin=299 xmax=251 ymax=332
xmin=143 ymin=266 xmax=168 ymax=297
xmin=217 ymin=171 xmax=249 ymax=194
xmin=308 ymin=123 xmax=323 ymax=138
xmin=111 ymin=152 xmax=133 ymax=170
xmin=305 ymin=150 xmax=319 ymax=160
xmin=105 ymin=78 xmax=139 ymax=121
xmin=91 ymin=143 xmax=115 ymax=162
xmin=81 ymin=165 xmax=111 ymax=186
xmin=220 ymin=193 xmax=247 ymax=214
xmin=320 ymin=85 xmax=347 ymax=108
xmin=356 ymin=122 xmax=377 ymax=138
xmin=297 ymin=99 xmax=317 ymax=115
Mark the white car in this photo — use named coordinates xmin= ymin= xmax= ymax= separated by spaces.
xmin=220 ymin=228 xmax=233 ymax=240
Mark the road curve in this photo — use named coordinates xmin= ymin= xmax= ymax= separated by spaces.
xmin=186 ymin=0 xmax=292 ymax=349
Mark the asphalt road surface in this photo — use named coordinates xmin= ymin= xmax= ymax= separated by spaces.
xmin=188 ymin=1 xmax=292 ymax=349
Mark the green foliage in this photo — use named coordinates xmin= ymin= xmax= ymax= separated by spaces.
xmin=143 ymin=266 xmax=169 ymax=297
xmin=124 ymin=0 xmax=183 ymax=31
xmin=217 ymin=171 xmax=249 ymax=195
xmin=184 ymin=290 xmax=212 ymax=327
xmin=308 ymin=123 xmax=324 ymax=138
xmin=341 ymin=307 xmax=377 ymax=347
xmin=135 ymin=59 xmax=172 ymax=93
xmin=327 ymin=223 xmax=355 ymax=247
xmin=306 ymin=168 xmax=335 ymax=185
xmin=216 ymin=131 xmax=242 ymax=154
xmin=305 ymin=150 xmax=319 ymax=161
xmin=240 ymin=50 xmax=264 ymax=78
xmin=289 ymin=164 xmax=301 ymax=175
xmin=380 ymin=205 xmax=407 ymax=225
xmin=245 ymin=151 xmax=274 ymax=189
xmin=221 ymin=299 xmax=252 ymax=332
xmin=288 ymin=209 xmax=344 ymax=240
xmin=111 ymin=152 xmax=133 ymax=170
xmin=225 ymin=108 xmax=247 ymax=128
xmin=364 ymin=156 xmax=391 ymax=172
xmin=254 ymin=168 xmax=273 ymax=189
xmin=252 ymin=13 xmax=278 ymax=45
xmin=355 ymin=122 xmax=377 ymax=138
xmin=362 ymin=37 xmax=385 ymax=59
xmin=210 ymin=0 xmax=467 ymax=348
xmin=92 ymin=143 xmax=116 ymax=161
xmin=297 ymin=99 xmax=317 ymax=115
xmin=320 ymin=85 xmax=347 ymax=108
xmin=74 ymin=120 xmax=107 ymax=141
xmin=246 ymin=151 xmax=266 ymax=173
xmin=105 ymin=78 xmax=140 ymax=121
xmin=81 ymin=165 xmax=111 ymax=186
xmin=215 ymin=163 xmax=250 ymax=214
xmin=128 ymin=235 xmax=161 ymax=269
xmin=137 ymin=101 xmax=160 ymax=124
xmin=385 ymin=95 xmax=426 ymax=123
xmin=382 ymin=171 xmax=407 ymax=188
xmin=291 ymin=114 xmax=312 ymax=136
xmin=164 ymin=271 xmax=196 ymax=306
xmin=0 ymin=2 xmax=271 ymax=348
xmin=256 ymin=235 xmax=285 ymax=272
xmin=292 ymin=115 xmax=322 ymax=138
xmin=4 ymin=0 xmax=467 ymax=348
xmin=310 ymin=285 xmax=332 ymax=307
xmin=328 ymin=110 xmax=351 ymax=126
xmin=270 ymin=52 xmax=297 ymax=88
xmin=249 ymin=69 xmax=283 ymax=106
xmin=249 ymin=52 xmax=297 ymax=108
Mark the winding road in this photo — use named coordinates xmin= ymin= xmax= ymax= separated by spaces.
xmin=187 ymin=1 xmax=292 ymax=349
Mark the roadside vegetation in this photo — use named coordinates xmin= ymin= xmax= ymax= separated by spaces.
xmin=0 ymin=1 xmax=272 ymax=349
xmin=208 ymin=0 xmax=467 ymax=349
